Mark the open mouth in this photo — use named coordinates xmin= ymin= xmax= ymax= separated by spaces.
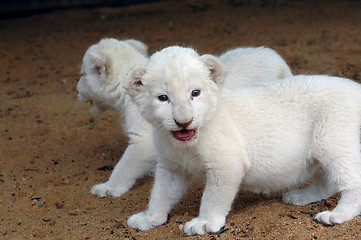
xmin=172 ymin=129 xmax=197 ymax=142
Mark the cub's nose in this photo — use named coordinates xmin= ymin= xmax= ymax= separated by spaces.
xmin=174 ymin=119 xmax=193 ymax=129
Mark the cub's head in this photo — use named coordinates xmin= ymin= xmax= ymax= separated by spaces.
xmin=77 ymin=38 xmax=148 ymax=114
xmin=125 ymin=46 xmax=225 ymax=145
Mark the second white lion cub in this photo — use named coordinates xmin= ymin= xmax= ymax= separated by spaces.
xmin=77 ymin=38 xmax=157 ymax=197
xmin=126 ymin=46 xmax=361 ymax=235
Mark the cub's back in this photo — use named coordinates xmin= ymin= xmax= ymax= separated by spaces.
xmin=224 ymin=75 xmax=361 ymax=112
xmin=221 ymin=75 xmax=361 ymax=146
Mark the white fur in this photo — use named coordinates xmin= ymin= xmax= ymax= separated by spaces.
xmin=77 ymin=39 xmax=292 ymax=197
xmin=77 ymin=38 xmax=157 ymax=197
xmin=220 ymin=46 xmax=292 ymax=87
xmin=125 ymin=46 xmax=361 ymax=235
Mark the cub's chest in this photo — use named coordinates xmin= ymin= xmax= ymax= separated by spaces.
xmin=163 ymin=146 xmax=206 ymax=177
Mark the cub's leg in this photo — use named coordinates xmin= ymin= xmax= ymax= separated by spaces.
xmin=127 ymin=164 xmax=190 ymax=230
xmin=312 ymin=117 xmax=361 ymax=225
xmin=90 ymin=142 xmax=156 ymax=197
xmin=283 ymin=165 xmax=338 ymax=206
xmin=184 ymin=158 xmax=245 ymax=235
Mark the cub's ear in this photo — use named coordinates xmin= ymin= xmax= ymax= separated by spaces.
xmin=84 ymin=51 xmax=110 ymax=81
xmin=125 ymin=65 xmax=147 ymax=97
xmin=125 ymin=39 xmax=148 ymax=56
xmin=200 ymin=54 xmax=225 ymax=87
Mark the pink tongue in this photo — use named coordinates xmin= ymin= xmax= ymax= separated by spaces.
xmin=173 ymin=129 xmax=196 ymax=141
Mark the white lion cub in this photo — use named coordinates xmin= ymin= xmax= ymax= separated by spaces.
xmin=77 ymin=38 xmax=292 ymax=197
xmin=126 ymin=46 xmax=361 ymax=235
xmin=77 ymin=38 xmax=157 ymax=197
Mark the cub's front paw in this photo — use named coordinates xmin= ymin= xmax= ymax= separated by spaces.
xmin=90 ymin=182 xmax=130 ymax=197
xmin=315 ymin=210 xmax=351 ymax=225
xmin=184 ymin=217 xmax=225 ymax=235
xmin=127 ymin=211 xmax=167 ymax=231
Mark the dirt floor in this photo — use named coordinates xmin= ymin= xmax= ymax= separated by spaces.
xmin=1 ymin=0 xmax=361 ymax=239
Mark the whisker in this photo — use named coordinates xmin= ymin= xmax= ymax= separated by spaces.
xmin=154 ymin=122 xmax=165 ymax=132
xmin=73 ymin=99 xmax=82 ymax=113
xmin=73 ymin=98 xmax=89 ymax=113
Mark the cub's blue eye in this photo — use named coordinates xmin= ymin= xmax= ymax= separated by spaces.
xmin=191 ymin=90 xmax=201 ymax=97
xmin=158 ymin=95 xmax=168 ymax=102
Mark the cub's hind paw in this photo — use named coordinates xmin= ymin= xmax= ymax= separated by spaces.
xmin=283 ymin=188 xmax=324 ymax=206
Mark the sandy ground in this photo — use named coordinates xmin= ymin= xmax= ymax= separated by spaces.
xmin=1 ymin=0 xmax=361 ymax=239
